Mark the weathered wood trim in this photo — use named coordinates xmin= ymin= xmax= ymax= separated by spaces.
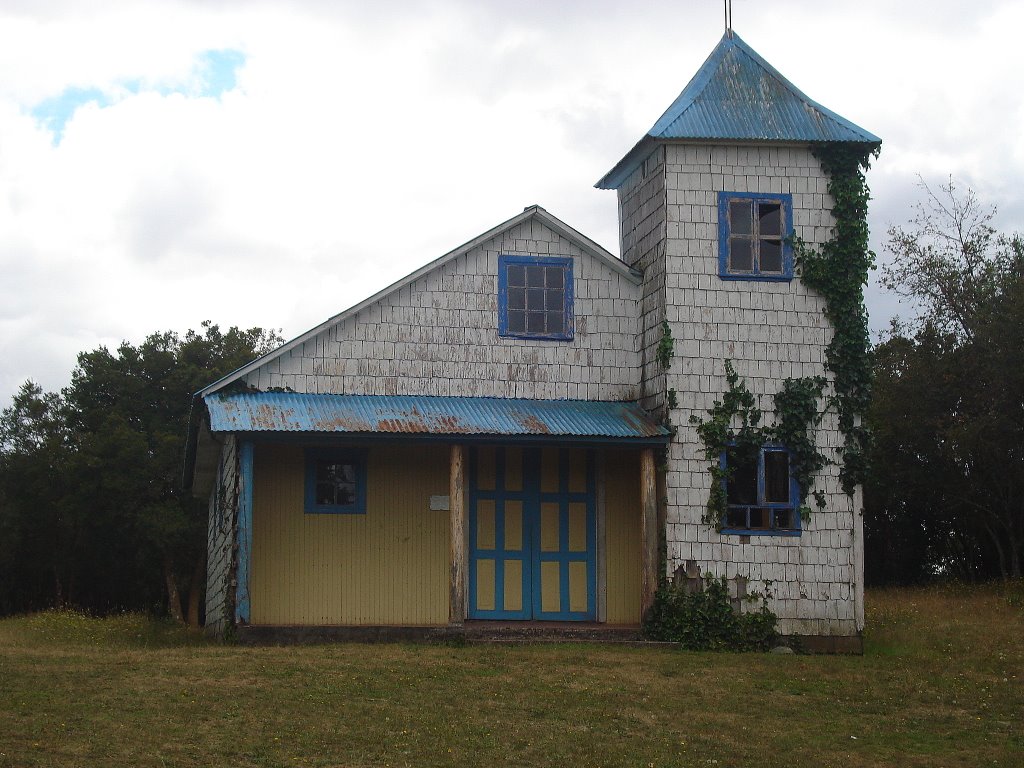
xmin=639 ymin=447 xmax=658 ymax=620
xmin=853 ymin=485 xmax=865 ymax=632
xmin=596 ymin=451 xmax=608 ymax=623
xmin=235 ymin=439 xmax=254 ymax=625
xmin=449 ymin=444 xmax=467 ymax=625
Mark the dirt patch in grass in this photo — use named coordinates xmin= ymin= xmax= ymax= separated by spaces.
xmin=1 ymin=586 xmax=1021 ymax=767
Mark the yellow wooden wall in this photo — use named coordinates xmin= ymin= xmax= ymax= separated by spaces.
xmin=604 ymin=449 xmax=642 ymax=624
xmin=250 ymin=443 xmax=450 ymax=625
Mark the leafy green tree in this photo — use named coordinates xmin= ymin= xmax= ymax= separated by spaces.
xmin=882 ymin=181 xmax=1014 ymax=342
xmin=866 ymin=182 xmax=1024 ymax=581
xmin=0 ymin=383 xmax=77 ymax=612
xmin=0 ymin=322 xmax=281 ymax=622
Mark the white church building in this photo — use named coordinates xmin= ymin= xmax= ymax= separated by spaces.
xmin=186 ymin=31 xmax=879 ymax=652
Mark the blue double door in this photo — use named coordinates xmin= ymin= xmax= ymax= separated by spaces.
xmin=468 ymin=446 xmax=596 ymax=621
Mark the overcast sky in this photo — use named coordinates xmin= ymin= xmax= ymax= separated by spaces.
xmin=1 ymin=0 xmax=1021 ymax=404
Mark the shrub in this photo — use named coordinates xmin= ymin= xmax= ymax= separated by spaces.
xmin=643 ymin=576 xmax=778 ymax=651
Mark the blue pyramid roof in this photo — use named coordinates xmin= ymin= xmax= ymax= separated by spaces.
xmin=596 ymin=32 xmax=880 ymax=190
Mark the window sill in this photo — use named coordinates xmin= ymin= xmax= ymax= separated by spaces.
xmin=498 ymin=330 xmax=574 ymax=342
xmin=719 ymin=528 xmax=802 ymax=537
xmin=718 ymin=273 xmax=794 ymax=282
xmin=304 ymin=506 xmax=366 ymax=515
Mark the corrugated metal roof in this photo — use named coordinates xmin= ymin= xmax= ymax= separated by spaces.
xmin=596 ymin=32 xmax=880 ymax=190
xmin=650 ymin=32 xmax=880 ymax=143
xmin=206 ymin=392 xmax=670 ymax=441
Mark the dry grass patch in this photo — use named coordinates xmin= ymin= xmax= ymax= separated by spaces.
xmin=1 ymin=585 xmax=1021 ymax=767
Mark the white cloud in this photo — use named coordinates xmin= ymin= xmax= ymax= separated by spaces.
xmin=0 ymin=0 xmax=1021 ymax=401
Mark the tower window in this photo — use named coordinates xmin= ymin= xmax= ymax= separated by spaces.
xmin=720 ymin=445 xmax=801 ymax=535
xmin=717 ymin=192 xmax=794 ymax=281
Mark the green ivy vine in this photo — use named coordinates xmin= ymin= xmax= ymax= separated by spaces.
xmin=656 ymin=320 xmax=674 ymax=369
xmin=689 ymin=142 xmax=878 ymax=525
xmin=791 ymin=142 xmax=879 ymax=494
xmin=690 ymin=362 xmax=827 ymax=527
xmin=643 ymin=575 xmax=778 ymax=651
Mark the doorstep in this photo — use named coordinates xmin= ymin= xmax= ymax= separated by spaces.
xmin=234 ymin=621 xmax=647 ymax=646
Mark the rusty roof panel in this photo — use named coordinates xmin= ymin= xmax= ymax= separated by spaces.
xmin=596 ymin=32 xmax=880 ymax=190
xmin=206 ymin=392 xmax=670 ymax=441
xmin=648 ymin=32 xmax=880 ymax=143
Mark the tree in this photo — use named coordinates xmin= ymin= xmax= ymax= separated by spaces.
xmin=0 ymin=322 xmax=281 ymax=622
xmin=866 ymin=181 xmax=1024 ymax=581
xmin=0 ymin=383 xmax=78 ymax=612
xmin=881 ymin=179 xmax=1016 ymax=342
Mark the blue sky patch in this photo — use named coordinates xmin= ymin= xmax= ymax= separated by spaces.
xmin=195 ymin=49 xmax=246 ymax=99
xmin=31 ymin=87 xmax=110 ymax=143
xmin=31 ymin=48 xmax=245 ymax=145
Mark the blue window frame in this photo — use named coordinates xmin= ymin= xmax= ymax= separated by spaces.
xmin=304 ymin=448 xmax=367 ymax=514
xmin=717 ymin=192 xmax=794 ymax=281
xmin=720 ymin=444 xmax=801 ymax=536
xmin=498 ymin=255 xmax=574 ymax=340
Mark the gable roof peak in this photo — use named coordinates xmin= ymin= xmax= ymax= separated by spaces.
xmin=196 ymin=205 xmax=638 ymax=399
xmin=596 ymin=30 xmax=880 ymax=190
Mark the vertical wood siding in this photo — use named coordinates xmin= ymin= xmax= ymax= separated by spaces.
xmin=251 ymin=443 xmax=450 ymax=625
xmin=604 ymin=449 xmax=642 ymax=624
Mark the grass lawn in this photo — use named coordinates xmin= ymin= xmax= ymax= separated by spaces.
xmin=0 ymin=584 xmax=1021 ymax=768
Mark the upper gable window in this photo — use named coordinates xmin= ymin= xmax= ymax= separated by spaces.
xmin=717 ymin=192 xmax=794 ymax=281
xmin=498 ymin=255 xmax=574 ymax=341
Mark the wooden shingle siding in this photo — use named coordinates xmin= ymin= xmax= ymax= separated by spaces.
xmin=241 ymin=219 xmax=641 ymax=401
xmin=204 ymin=435 xmax=238 ymax=637
xmin=617 ymin=146 xmax=668 ymax=416
xmin=656 ymin=143 xmax=863 ymax=637
xmin=251 ymin=443 xmax=449 ymax=625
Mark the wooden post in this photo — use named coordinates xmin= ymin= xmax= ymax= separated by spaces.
xmin=639 ymin=447 xmax=659 ymax=620
xmin=596 ymin=452 xmax=607 ymax=624
xmin=449 ymin=444 xmax=466 ymax=625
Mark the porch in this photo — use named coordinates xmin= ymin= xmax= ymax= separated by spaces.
xmin=204 ymin=393 xmax=670 ymax=631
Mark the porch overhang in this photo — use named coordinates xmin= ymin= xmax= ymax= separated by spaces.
xmin=204 ymin=392 xmax=671 ymax=445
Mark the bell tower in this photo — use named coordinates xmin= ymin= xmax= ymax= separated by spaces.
xmin=596 ymin=31 xmax=880 ymax=644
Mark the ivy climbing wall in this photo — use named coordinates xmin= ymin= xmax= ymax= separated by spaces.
xmin=620 ymin=142 xmax=865 ymax=638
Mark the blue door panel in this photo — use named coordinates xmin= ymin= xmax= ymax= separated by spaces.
xmin=469 ymin=447 xmax=595 ymax=621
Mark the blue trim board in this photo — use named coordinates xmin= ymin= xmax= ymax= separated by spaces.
xmin=235 ymin=440 xmax=254 ymax=624
xmin=229 ymin=432 xmax=669 ymax=448
xmin=497 ymin=254 xmax=574 ymax=341
xmin=717 ymin=192 xmax=794 ymax=282
xmin=468 ymin=447 xmax=533 ymax=620
xmin=532 ymin=448 xmax=596 ymax=620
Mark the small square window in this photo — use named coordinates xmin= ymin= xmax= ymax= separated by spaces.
xmin=498 ymin=255 xmax=573 ymax=340
xmin=304 ymin=448 xmax=367 ymax=514
xmin=720 ymin=445 xmax=800 ymax=536
xmin=718 ymin=193 xmax=794 ymax=281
